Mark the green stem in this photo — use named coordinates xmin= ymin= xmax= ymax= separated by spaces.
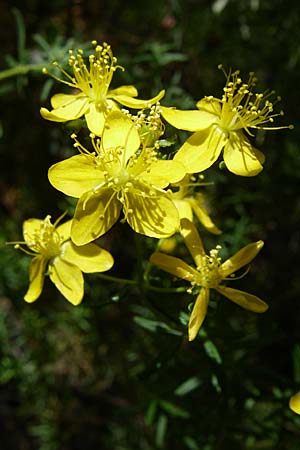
xmin=96 ymin=273 xmax=137 ymax=285
xmin=146 ymin=285 xmax=187 ymax=293
xmin=143 ymin=238 xmax=162 ymax=284
xmin=96 ymin=273 xmax=186 ymax=293
xmin=0 ymin=64 xmax=44 ymax=81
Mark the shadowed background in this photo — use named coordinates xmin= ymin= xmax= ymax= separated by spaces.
xmin=0 ymin=1 xmax=300 ymax=449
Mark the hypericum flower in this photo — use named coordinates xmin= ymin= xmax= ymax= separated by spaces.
xmin=13 ymin=213 xmax=114 ymax=305
xmin=40 ymin=41 xmax=165 ymax=135
xmin=161 ymin=68 xmax=292 ymax=176
xmin=48 ymin=112 xmax=185 ymax=245
xmin=150 ymin=218 xmax=268 ymax=341
xmin=289 ymin=392 xmax=300 ymax=415
xmin=171 ymin=175 xmax=221 ymax=235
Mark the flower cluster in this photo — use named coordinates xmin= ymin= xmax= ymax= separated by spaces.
xmin=12 ymin=41 xmax=291 ymax=341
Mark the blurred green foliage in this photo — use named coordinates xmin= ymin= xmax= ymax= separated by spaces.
xmin=1 ymin=0 xmax=300 ymax=449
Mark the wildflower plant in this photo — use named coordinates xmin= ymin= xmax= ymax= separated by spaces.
xmin=4 ymin=39 xmax=294 ymax=431
xmin=8 ymin=40 xmax=291 ymax=324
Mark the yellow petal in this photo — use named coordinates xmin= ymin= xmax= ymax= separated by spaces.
xmin=50 ymin=93 xmax=80 ymax=108
xmin=71 ymin=189 xmax=121 ymax=245
xmin=220 ymin=240 xmax=264 ymax=277
xmin=102 ymin=111 xmax=140 ymax=163
xmin=289 ymin=392 xmax=300 ymax=415
xmin=49 ymin=258 xmax=83 ymax=305
xmin=188 ymin=197 xmax=222 ymax=235
xmin=150 ymin=252 xmax=198 ymax=282
xmin=126 ymin=190 xmax=179 ymax=238
xmin=84 ymin=103 xmax=106 ymax=135
xmin=56 ymin=220 xmax=72 ymax=242
xmin=223 ymin=131 xmax=264 ymax=176
xmin=108 ymin=85 xmax=138 ymax=97
xmin=24 ymin=256 xmax=47 ymax=303
xmin=188 ymin=288 xmax=210 ymax=341
xmin=161 ymin=106 xmax=218 ymax=131
xmin=174 ymin=128 xmax=227 ymax=173
xmin=173 ymin=199 xmax=193 ymax=221
xmin=23 ymin=219 xmax=43 ymax=247
xmin=48 ymin=154 xmax=104 ymax=198
xmin=215 ymin=286 xmax=269 ymax=312
xmin=62 ymin=241 xmax=114 ymax=273
xmin=196 ymin=97 xmax=222 ymax=116
xmin=140 ymin=160 xmax=185 ymax=188
xmin=180 ymin=218 xmax=205 ymax=267
xmin=40 ymin=96 xmax=89 ymax=122
xmin=113 ymin=89 xmax=165 ymax=109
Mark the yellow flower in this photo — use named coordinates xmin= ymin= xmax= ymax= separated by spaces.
xmin=171 ymin=175 xmax=221 ymax=235
xmin=289 ymin=392 xmax=300 ymax=415
xmin=48 ymin=112 xmax=185 ymax=245
xmin=40 ymin=42 xmax=165 ymax=135
xmin=15 ymin=214 xmax=114 ymax=305
xmin=150 ymin=218 xmax=268 ymax=341
xmin=162 ymin=69 xmax=289 ymax=176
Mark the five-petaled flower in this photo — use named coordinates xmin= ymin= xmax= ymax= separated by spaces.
xmin=150 ymin=218 xmax=268 ymax=341
xmin=161 ymin=69 xmax=287 ymax=176
xmin=40 ymin=41 xmax=165 ymax=135
xmin=15 ymin=214 xmax=114 ymax=305
xmin=48 ymin=111 xmax=185 ymax=245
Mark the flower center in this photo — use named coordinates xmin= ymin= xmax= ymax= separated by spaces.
xmin=24 ymin=216 xmax=62 ymax=259
xmin=195 ymin=246 xmax=223 ymax=288
xmin=109 ymin=168 xmax=131 ymax=190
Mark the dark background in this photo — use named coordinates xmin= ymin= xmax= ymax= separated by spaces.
xmin=0 ymin=1 xmax=300 ymax=449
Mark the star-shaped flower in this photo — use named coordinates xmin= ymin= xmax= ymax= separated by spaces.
xmin=15 ymin=214 xmax=114 ymax=305
xmin=150 ymin=218 xmax=268 ymax=341
xmin=48 ymin=112 xmax=185 ymax=244
xmin=162 ymin=69 xmax=289 ymax=176
xmin=40 ymin=42 xmax=165 ymax=135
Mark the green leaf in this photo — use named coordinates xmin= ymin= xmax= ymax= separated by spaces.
xmin=175 ymin=376 xmax=201 ymax=397
xmin=40 ymin=79 xmax=54 ymax=102
xmin=158 ymin=137 xmax=177 ymax=147
xmin=183 ymin=436 xmax=200 ymax=450
xmin=133 ymin=316 xmax=181 ymax=336
xmin=204 ymin=339 xmax=222 ymax=365
xmin=155 ymin=414 xmax=168 ymax=448
xmin=159 ymin=400 xmax=190 ymax=418
xmin=12 ymin=8 xmax=26 ymax=63
xmin=211 ymin=373 xmax=222 ymax=393
xmin=145 ymin=400 xmax=158 ymax=425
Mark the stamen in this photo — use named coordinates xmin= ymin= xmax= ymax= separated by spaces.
xmin=43 ymin=41 xmax=123 ymax=106
xmin=53 ymin=210 xmax=68 ymax=228
xmin=217 ymin=67 xmax=292 ymax=132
